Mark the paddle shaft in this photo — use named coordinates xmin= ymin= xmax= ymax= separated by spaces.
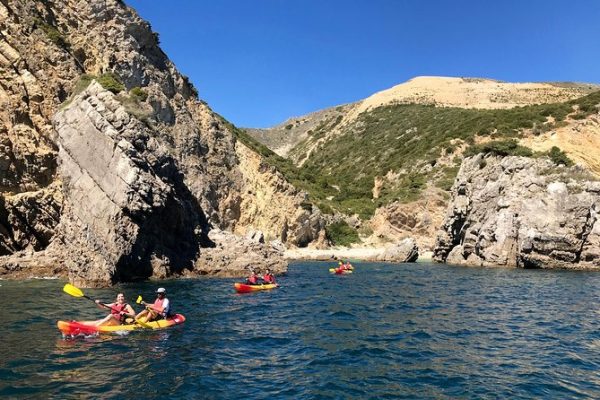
xmin=81 ymin=294 xmax=139 ymax=320
xmin=63 ymin=283 xmax=151 ymax=328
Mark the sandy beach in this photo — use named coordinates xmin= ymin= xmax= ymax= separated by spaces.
xmin=285 ymin=247 xmax=433 ymax=263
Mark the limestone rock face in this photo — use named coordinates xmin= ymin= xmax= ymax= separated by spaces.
xmin=50 ymin=82 xmax=208 ymax=286
xmin=0 ymin=0 xmax=324 ymax=285
xmin=192 ymin=229 xmax=287 ymax=277
xmin=434 ymin=155 xmax=600 ymax=269
xmin=376 ymin=238 xmax=419 ymax=262
xmin=369 ymin=190 xmax=447 ymax=251
xmin=234 ymin=143 xmax=325 ymax=246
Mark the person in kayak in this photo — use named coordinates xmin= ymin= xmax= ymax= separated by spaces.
xmin=94 ymin=293 xmax=136 ymax=326
xmin=336 ymin=260 xmax=351 ymax=272
xmin=262 ymin=268 xmax=276 ymax=284
xmin=136 ymin=288 xmax=171 ymax=322
xmin=246 ymin=269 xmax=260 ymax=285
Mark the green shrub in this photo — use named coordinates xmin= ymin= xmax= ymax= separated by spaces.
xmin=548 ymin=146 xmax=573 ymax=166
xmin=181 ymin=75 xmax=199 ymax=99
xmin=444 ymin=144 xmax=456 ymax=154
xmin=435 ymin=166 xmax=460 ymax=191
xmin=72 ymin=74 xmax=95 ymax=96
xmin=97 ymin=73 xmax=125 ymax=93
xmin=464 ymin=139 xmax=533 ymax=157
xmin=326 ymin=221 xmax=360 ymax=246
xmin=285 ymin=124 xmax=293 ymax=130
xmin=130 ymin=87 xmax=148 ymax=101
xmin=35 ymin=19 xmax=69 ymax=48
xmin=317 ymin=202 xmax=334 ymax=215
xmin=116 ymin=94 xmax=153 ymax=122
xmin=299 ymin=201 xmax=313 ymax=211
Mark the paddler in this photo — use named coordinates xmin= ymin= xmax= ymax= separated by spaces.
xmin=246 ymin=269 xmax=260 ymax=285
xmin=262 ymin=268 xmax=276 ymax=284
xmin=136 ymin=288 xmax=171 ymax=322
xmin=94 ymin=293 xmax=136 ymax=326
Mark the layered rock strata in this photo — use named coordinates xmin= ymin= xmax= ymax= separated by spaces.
xmin=50 ymin=82 xmax=208 ymax=286
xmin=0 ymin=0 xmax=323 ymax=285
xmin=433 ymin=155 xmax=600 ymax=269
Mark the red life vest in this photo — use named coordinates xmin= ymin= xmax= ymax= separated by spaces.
xmin=111 ymin=303 xmax=129 ymax=320
xmin=247 ymin=275 xmax=258 ymax=284
xmin=152 ymin=298 xmax=165 ymax=312
xmin=263 ymin=274 xmax=275 ymax=284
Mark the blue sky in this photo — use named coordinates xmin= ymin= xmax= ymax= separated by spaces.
xmin=125 ymin=0 xmax=600 ymax=128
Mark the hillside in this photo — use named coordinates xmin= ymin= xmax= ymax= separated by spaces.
xmin=244 ymin=104 xmax=354 ymax=157
xmin=248 ymin=77 xmax=599 ymax=165
xmin=243 ymin=77 xmax=600 ymax=250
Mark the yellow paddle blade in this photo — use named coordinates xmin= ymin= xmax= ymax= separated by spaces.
xmin=63 ymin=283 xmax=84 ymax=298
xmin=136 ymin=295 xmax=143 ymax=304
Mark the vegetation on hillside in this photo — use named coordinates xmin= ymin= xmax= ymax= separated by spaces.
xmin=236 ymin=90 xmax=600 ymax=220
xmin=325 ymin=221 xmax=359 ymax=247
xmin=34 ymin=18 xmax=70 ymax=48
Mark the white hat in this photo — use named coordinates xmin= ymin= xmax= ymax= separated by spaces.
xmin=156 ymin=287 xmax=166 ymax=294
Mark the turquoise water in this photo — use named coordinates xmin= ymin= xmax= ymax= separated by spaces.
xmin=2 ymin=261 xmax=600 ymax=399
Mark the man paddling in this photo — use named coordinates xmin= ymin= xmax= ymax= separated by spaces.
xmin=136 ymin=288 xmax=171 ymax=322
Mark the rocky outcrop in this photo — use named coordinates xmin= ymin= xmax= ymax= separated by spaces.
xmin=434 ymin=155 xmax=600 ymax=269
xmin=50 ymin=82 xmax=208 ymax=286
xmin=376 ymin=238 xmax=419 ymax=262
xmin=369 ymin=190 xmax=447 ymax=251
xmin=192 ymin=229 xmax=286 ymax=277
xmin=0 ymin=0 xmax=324 ymax=285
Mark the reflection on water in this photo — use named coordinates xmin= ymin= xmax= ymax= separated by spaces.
xmin=2 ymin=263 xmax=600 ymax=398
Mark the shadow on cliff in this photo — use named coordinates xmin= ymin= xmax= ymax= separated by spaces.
xmin=111 ymin=166 xmax=215 ymax=283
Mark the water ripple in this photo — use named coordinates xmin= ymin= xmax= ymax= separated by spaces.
xmin=3 ymin=262 xmax=600 ymax=398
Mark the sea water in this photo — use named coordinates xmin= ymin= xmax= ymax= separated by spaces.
xmin=2 ymin=262 xmax=600 ymax=399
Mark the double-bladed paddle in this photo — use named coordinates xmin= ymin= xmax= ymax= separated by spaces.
xmin=62 ymin=283 xmax=152 ymax=328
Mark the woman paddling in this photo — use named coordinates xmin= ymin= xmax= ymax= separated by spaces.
xmin=246 ymin=269 xmax=260 ymax=285
xmin=94 ymin=293 xmax=136 ymax=326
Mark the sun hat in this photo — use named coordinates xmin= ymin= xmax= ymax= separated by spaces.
xmin=156 ymin=288 xmax=166 ymax=294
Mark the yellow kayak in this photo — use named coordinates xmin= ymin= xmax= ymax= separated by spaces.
xmin=57 ymin=314 xmax=186 ymax=335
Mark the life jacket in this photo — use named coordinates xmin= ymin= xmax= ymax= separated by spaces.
xmin=152 ymin=298 xmax=165 ymax=312
xmin=263 ymin=274 xmax=275 ymax=284
xmin=247 ymin=275 xmax=258 ymax=284
xmin=111 ymin=303 xmax=129 ymax=321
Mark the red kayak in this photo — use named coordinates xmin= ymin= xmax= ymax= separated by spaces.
xmin=234 ymin=283 xmax=278 ymax=293
xmin=57 ymin=314 xmax=186 ymax=335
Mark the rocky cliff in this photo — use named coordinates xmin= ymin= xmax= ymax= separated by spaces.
xmin=433 ymin=155 xmax=600 ymax=269
xmin=0 ymin=0 xmax=324 ymax=285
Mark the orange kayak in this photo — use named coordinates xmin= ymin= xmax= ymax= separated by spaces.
xmin=234 ymin=283 xmax=278 ymax=293
xmin=57 ymin=314 xmax=186 ymax=335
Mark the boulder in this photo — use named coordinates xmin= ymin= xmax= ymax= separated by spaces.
xmin=376 ymin=238 xmax=419 ymax=262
